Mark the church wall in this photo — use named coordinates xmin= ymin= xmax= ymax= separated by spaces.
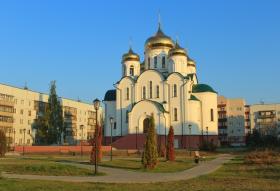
xmin=128 ymin=101 xmax=166 ymax=135
xmin=123 ymin=60 xmax=140 ymax=77
xmin=116 ymin=77 xmax=134 ymax=136
xmin=135 ymin=70 xmax=164 ymax=103
xmin=104 ymin=101 xmax=116 ymax=137
xmin=193 ymin=92 xmax=218 ymax=135
xmin=145 ymin=48 xmax=170 ymax=73
xmin=168 ymin=56 xmax=188 ymax=75
xmin=188 ymin=100 xmax=202 ymax=134
xmin=166 ymin=73 xmax=185 ymax=135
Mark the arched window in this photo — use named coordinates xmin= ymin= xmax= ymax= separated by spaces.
xmin=148 ymin=57 xmax=151 ymax=69
xmin=210 ymin=108 xmax=214 ymax=121
xmin=162 ymin=56 xmax=166 ymax=68
xmin=174 ymin=108 xmax=178 ymax=121
xmin=149 ymin=81 xmax=153 ymax=98
xmin=173 ymin=84 xmax=177 ymax=97
xmin=126 ymin=87 xmax=129 ymax=100
xmin=154 ymin=56 xmax=157 ymax=68
xmin=156 ymin=85 xmax=160 ymax=98
xmin=143 ymin=86 xmax=146 ymax=99
xmin=129 ymin=66 xmax=134 ymax=76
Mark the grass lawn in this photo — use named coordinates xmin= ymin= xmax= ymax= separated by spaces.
xmin=1 ymin=154 xmax=280 ymax=191
xmin=0 ymin=157 xmax=103 ymax=176
xmin=99 ymin=157 xmax=213 ymax=173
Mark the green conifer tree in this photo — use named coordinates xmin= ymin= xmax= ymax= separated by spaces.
xmin=47 ymin=81 xmax=64 ymax=144
xmin=142 ymin=115 xmax=158 ymax=169
xmin=0 ymin=130 xmax=7 ymax=157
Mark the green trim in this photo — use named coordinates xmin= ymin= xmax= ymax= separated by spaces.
xmin=131 ymin=100 xmax=168 ymax=113
xmin=189 ymin=95 xmax=200 ymax=101
xmin=192 ymin=84 xmax=217 ymax=93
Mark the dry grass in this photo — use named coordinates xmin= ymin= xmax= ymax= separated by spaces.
xmin=244 ymin=150 xmax=280 ymax=165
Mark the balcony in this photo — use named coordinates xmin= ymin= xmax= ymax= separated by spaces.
xmin=0 ymin=100 xmax=14 ymax=107
xmin=0 ymin=111 xmax=14 ymax=117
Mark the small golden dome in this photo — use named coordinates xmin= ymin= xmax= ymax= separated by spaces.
xmin=187 ymin=56 xmax=196 ymax=67
xmin=168 ymin=41 xmax=187 ymax=57
xmin=122 ymin=47 xmax=140 ymax=63
xmin=145 ymin=25 xmax=174 ymax=49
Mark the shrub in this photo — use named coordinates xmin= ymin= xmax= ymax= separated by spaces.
xmin=199 ymin=140 xmax=217 ymax=152
xmin=166 ymin=126 xmax=175 ymax=161
xmin=142 ymin=115 xmax=158 ymax=169
xmin=246 ymin=129 xmax=280 ymax=149
xmin=244 ymin=149 xmax=280 ymax=165
xmin=0 ymin=130 xmax=7 ymax=157
xmin=158 ymin=143 xmax=166 ymax=157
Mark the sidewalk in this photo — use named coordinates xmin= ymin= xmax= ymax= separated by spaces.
xmin=1 ymin=154 xmax=233 ymax=183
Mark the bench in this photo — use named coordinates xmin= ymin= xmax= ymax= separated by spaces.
xmin=194 ymin=151 xmax=206 ymax=163
xmin=127 ymin=149 xmax=139 ymax=156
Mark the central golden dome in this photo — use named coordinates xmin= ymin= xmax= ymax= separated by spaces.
xmin=145 ymin=25 xmax=174 ymax=49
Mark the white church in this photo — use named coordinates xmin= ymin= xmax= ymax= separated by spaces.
xmin=103 ymin=24 xmax=218 ymax=149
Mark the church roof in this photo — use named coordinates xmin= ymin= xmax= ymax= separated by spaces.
xmin=122 ymin=47 xmax=140 ymax=63
xmin=104 ymin=90 xmax=116 ymax=101
xmin=131 ymin=100 xmax=168 ymax=113
xmin=189 ymin=94 xmax=200 ymax=101
xmin=145 ymin=25 xmax=174 ymax=49
xmin=192 ymin=84 xmax=217 ymax=94
xmin=168 ymin=41 xmax=187 ymax=57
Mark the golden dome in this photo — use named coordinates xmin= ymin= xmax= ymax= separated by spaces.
xmin=168 ymin=41 xmax=187 ymax=57
xmin=187 ymin=56 xmax=196 ymax=67
xmin=122 ymin=47 xmax=140 ymax=63
xmin=145 ymin=25 xmax=174 ymax=49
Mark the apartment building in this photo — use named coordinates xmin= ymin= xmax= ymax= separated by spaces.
xmin=217 ymin=96 xmax=247 ymax=146
xmin=250 ymin=103 xmax=280 ymax=136
xmin=0 ymin=83 xmax=102 ymax=146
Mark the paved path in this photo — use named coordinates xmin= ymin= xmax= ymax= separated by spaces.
xmin=1 ymin=154 xmax=233 ymax=183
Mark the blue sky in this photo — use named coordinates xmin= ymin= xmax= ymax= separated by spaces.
xmin=0 ymin=0 xmax=279 ymax=105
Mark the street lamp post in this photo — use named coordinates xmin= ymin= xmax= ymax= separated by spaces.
xmin=110 ymin=117 xmax=114 ymax=161
xmin=80 ymin=125 xmax=84 ymax=157
xmin=93 ymin=98 xmax=100 ymax=175
xmin=8 ymin=128 xmax=11 ymax=151
xmin=188 ymin=124 xmax=192 ymax=156
xmin=135 ymin=126 xmax=138 ymax=150
xmin=206 ymin=126 xmax=209 ymax=143
xmin=13 ymin=129 xmax=16 ymax=148
xmin=23 ymin=128 xmax=26 ymax=156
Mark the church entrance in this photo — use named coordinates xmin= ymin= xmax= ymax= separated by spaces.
xmin=143 ymin=118 xmax=150 ymax=133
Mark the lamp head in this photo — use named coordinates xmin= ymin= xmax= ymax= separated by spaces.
xmin=110 ymin=117 xmax=114 ymax=124
xmin=93 ymin=98 xmax=101 ymax=110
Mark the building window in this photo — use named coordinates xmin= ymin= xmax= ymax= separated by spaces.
xmin=173 ymin=84 xmax=177 ymax=97
xmin=210 ymin=108 xmax=214 ymax=121
xmin=148 ymin=57 xmax=151 ymax=69
xmin=174 ymin=108 xmax=178 ymax=121
xmin=143 ymin=86 xmax=146 ymax=99
xmin=149 ymin=81 xmax=153 ymax=98
xmin=126 ymin=87 xmax=130 ymax=100
xmin=154 ymin=56 xmax=157 ymax=68
xmin=156 ymin=85 xmax=160 ymax=98
xmin=20 ymin=109 xmax=24 ymax=115
xmin=126 ymin=110 xmax=129 ymax=123
xmin=129 ymin=66 xmax=134 ymax=76
xmin=162 ymin=56 xmax=166 ymax=68
xmin=28 ymin=110 xmax=31 ymax=116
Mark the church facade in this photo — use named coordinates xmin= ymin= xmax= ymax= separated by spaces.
xmin=103 ymin=25 xmax=218 ymax=149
